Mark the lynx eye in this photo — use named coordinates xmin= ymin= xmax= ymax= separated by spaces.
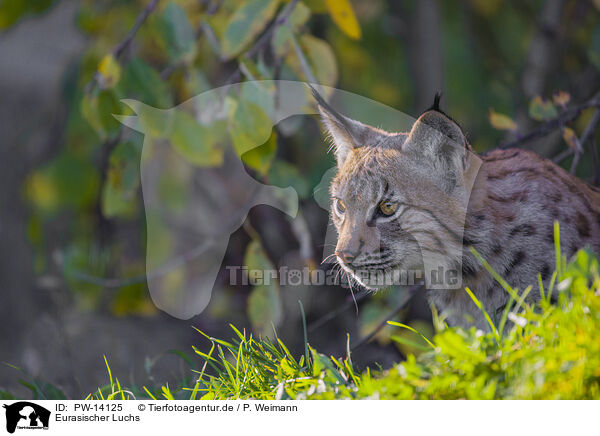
xmin=379 ymin=201 xmax=399 ymax=216
xmin=334 ymin=199 xmax=346 ymax=215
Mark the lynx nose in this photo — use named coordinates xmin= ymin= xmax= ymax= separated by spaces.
xmin=335 ymin=250 xmax=355 ymax=264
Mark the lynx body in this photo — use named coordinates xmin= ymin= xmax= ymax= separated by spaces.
xmin=317 ymin=93 xmax=600 ymax=329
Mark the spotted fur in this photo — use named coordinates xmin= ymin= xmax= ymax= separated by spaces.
xmin=317 ymin=95 xmax=600 ymax=330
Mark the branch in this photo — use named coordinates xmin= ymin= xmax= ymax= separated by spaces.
xmin=552 ymin=147 xmax=573 ymax=164
xmin=74 ymin=0 xmax=302 ymax=288
xmin=570 ymin=107 xmax=600 ymax=174
xmin=85 ymin=0 xmax=160 ymax=93
xmin=113 ymin=0 xmax=160 ymax=60
xmin=246 ymin=0 xmax=300 ymax=60
xmin=220 ymin=0 xmax=300 ymax=88
xmin=160 ymin=1 xmax=223 ymax=79
xmin=500 ymin=92 xmax=600 ymax=150
xmin=290 ymin=30 xmax=318 ymax=85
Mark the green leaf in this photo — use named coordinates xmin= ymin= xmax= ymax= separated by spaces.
xmin=169 ymin=110 xmax=225 ymax=167
xmin=125 ymin=101 xmax=174 ymax=139
xmin=183 ymin=70 xmax=212 ymax=97
xmin=101 ymin=141 xmax=142 ymax=218
xmin=0 ymin=0 xmax=56 ymax=29
xmin=81 ymin=93 xmax=103 ymax=136
xmin=81 ymin=89 xmax=122 ymax=139
xmin=111 ymin=281 xmax=157 ymax=316
xmin=157 ymin=2 xmax=197 ymax=62
xmin=271 ymin=2 xmax=311 ymax=57
xmin=302 ymin=0 xmax=328 ymax=13
xmin=268 ymin=160 xmax=310 ymax=198
xmin=221 ymin=0 xmax=281 ymax=59
xmin=245 ymin=240 xmax=282 ymax=337
xmin=227 ymin=97 xmax=273 ymax=156
xmin=240 ymin=80 xmax=276 ymax=119
xmin=25 ymin=152 xmax=100 ymax=214
xmin=241 ymin=131 xmax=277 ymax=176
xmin=272 ymin=24 xmax=295 ymax=58
xmin=528 ymin=96 xmax=558 ymax=121
xmin=303 ymin=34 xmax=338 ymax=85
xmin=286 ymin=34 xmax=338 ymax=86
xmin=117 ymin=58 xmax=173 ymax=108
xmin=285 ymin=2 xmax=311 ymax=30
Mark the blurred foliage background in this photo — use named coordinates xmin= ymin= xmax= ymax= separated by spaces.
xmin=1 ymin=0 xmax=600 ymax=398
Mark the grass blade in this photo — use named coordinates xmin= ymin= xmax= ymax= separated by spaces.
xmin=464 ymin=287 xmax=499 ymax=339
xmin=387 ymin=321 xmax=435 ymax=349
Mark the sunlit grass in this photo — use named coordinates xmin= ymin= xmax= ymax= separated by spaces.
xmin=5 ymin=223 xmax=600 ymax=400
xmin=88 ymin=246 xmax=599 ymax=400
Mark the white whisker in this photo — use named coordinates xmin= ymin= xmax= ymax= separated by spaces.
xmin=345 ymin=271 xmax=359 ymax=316
xmin=321 ymin=253 xmax=337 ymax=264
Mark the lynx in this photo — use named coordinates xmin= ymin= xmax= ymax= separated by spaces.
xmin=315 ymin=91 xmax=600 ymax=329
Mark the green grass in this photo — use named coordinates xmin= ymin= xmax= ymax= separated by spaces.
xmin=6 ymin=224 xmax=600 ymax=400
xmin=89 ymin=245 xmax=600 ymax=400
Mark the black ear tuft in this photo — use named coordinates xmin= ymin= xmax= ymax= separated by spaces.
xmin=308 ymin=83 xmax=328 ymax=110
xmin=308 ymin=83 xmax=354 ymax=134
xmin=428 ymin=92 xmax=443 ymax=113
xmin=423 ymin=92 xmax=463 ymax=133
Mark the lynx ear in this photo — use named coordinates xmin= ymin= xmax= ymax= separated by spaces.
xmin=311 ymin=86 xmax=375 ymax=167
xmin=403 ymin=108 xmax=467 ymax=190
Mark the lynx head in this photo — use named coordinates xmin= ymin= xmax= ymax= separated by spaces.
xmin=316 ymin=91 xmax=475 ymax=290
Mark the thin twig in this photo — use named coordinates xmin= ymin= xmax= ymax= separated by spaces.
xmin=86 ymin=0 xmax=160 ymax=93
xmin=245 ymin=0 xmax=300 ymax=60
xmin=552 ymin=147 xmax=573 ymax=164
xmin=113 ymin=0 xmax=160 ymax=60
xmin=551 ymin=106 xmax=600 ymax=168
xmin=74 ymin=0 xmax=303 ymax=289
xmin=570 ymin=107 xmax=600 ymax=174
xmin=569 ymin=150 xmax=582 ymax=175
xmin=219 ymin=0 xmax=300 ymax=91
xmin=290 ymin=30 xmax=318 ymax=85
xmin=500 ymin=92 xmax=600 ymax=150
xmin=160 ymin=1 xmax=223 ymax=79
